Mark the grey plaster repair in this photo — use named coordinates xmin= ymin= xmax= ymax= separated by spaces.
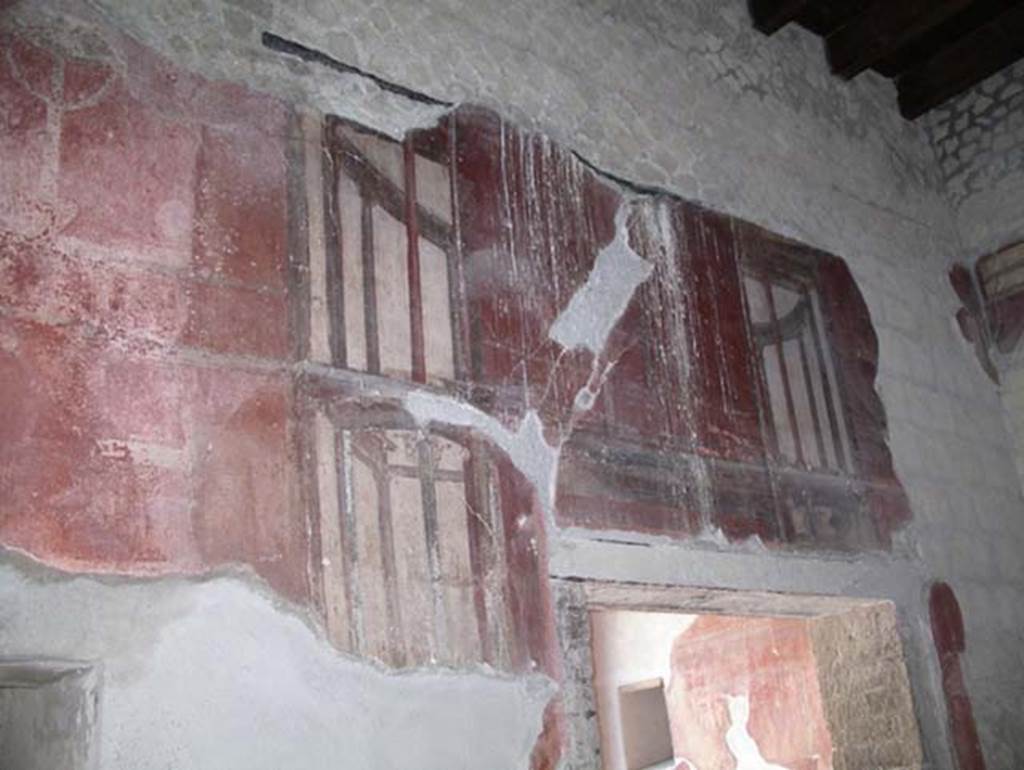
xmin=407 ymin=200 xmax=654 ymax=523
xmin=548 ymin=205 xmax=653 ymax=356
xmin=405 ymin=391 xmax=560 ymax=516
xmin=0 ymin=551 xmax=552 ymax=770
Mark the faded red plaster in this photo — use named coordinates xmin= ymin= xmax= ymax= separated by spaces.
xmin=668 ymin=615 xmax=833 ymax=770
xmin=0 ymin=34 xmax=54 ymax=236
xmin=0 ymin=236 xmax=189 ymax=344
xmin=7 ymin=36 xmax=58 ymax=101
xmin=62 ymin=56 xmax=114 ymax=108
xmin=192 ymin=368 xmax=306 ymax=602
xmin=1 ymin=26 xmax=306 ymax=600
xmin=192 ymin=124 xmax=289 ymax=291
xmin=930 ymin=582 xmax=986 ymax=770
xmin=0 ymin=318 xmax=190 ymax=569
xmin=112 ymin=32 xmax=287 ymax=133
xmin=182 ymin=278 xmax=289 ymax=359
xmin=59 ymin=76 xmax=199 ymax=265
xmin=0 ymin=309 xmax=306 ymax=597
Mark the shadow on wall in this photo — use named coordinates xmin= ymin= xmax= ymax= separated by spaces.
xmin=0 ymin=659 xmax=99 ymax=770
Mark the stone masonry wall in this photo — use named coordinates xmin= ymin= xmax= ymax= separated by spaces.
xmin=925 ymin=60 xmax=1024 ymax=256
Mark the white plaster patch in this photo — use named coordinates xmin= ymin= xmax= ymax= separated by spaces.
xmin=548 ymin=205 xmax=653 ymax=354
xmin=154 ymin=199 xmax=192 ymax=242
xmin=96 ymin=438 xmax=189 ymax=470
xmin=724 ymin=694 xmax=789 ymax=770
xmin=404 ymin=391 xmax=559 ymax=514
xmin=405 ymin=201 xmax=654 ymax=522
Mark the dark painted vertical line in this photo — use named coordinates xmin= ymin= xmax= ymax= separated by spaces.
xmin=323 ymin=139 xmax=347 ymax=367
xmin=486 ymin=460 xmax=512 ymax=670
xmin=404 ymin=138 xmax=427 ymax=383
xmin=284 ymin=109 xmax=311 ymax=363
xmin=707 ymin=222 xmax=733 ymax=434
xmin=463 ymin=444 xmax=495 ymax=665
xmin=447 ymin=112 xmax=471 ymax=384
xmin=361 ymin=194 xmax=381 ymax=374
xmin=282 ymin=109 xmax=319 ymax=604
xmin=796 ymin=321 xmax=827 ymax=468
xmin=765 ymin=279 xmax=805 ymax=466
xmin=373 ymin=455 xmax=405 ymax=667
xmin=297 ymin=406 xmax=324 ymax=620
xmin=500 ymin=120 xmax=530 ymax=398
xmin=730 ymin=222 xmax=782 ymax=544
xmin=335 ymin=427 xmax=361 ymax=653
xmin=417 ymin=438 xmax=447 ymax=662
xmin=806 ymin=287 xmax=848 ymax=471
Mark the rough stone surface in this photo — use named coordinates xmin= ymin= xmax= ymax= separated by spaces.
xmin=810 ymin=604 xmax=923 ymax=770
xmin=924 ymin=60 xmax=1024 ymax=256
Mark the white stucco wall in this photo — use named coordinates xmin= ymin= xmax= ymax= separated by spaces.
xmin=590 ymin=610 xmax=697 ymax=770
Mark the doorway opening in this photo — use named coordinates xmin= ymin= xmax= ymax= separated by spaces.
xmin=555 ymin=581 xmax=924 ymax=770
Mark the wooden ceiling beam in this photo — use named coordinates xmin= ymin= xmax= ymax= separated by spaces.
xmin=747 ymin=0 xmax=811 ymax=34
xmin=873 ymin=0 xmax=1018 ymax=77
xmin=797 ymin=0 xmax=874 ymax=37
xmin=826 ymin=0 xmax=977 ymax=79
xmin=898 ymin=3 xmax=1024 ymax=118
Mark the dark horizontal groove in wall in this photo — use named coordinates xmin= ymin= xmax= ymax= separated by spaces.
xmin=570 ymin=150 xmax=678 ymax=199
xmin=262 ymin=33 xmax=697 ymax=204
xmin=262 ymin=32 xmax=454 ymax=108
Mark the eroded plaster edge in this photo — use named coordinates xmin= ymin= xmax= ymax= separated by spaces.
xmin=0 ymin=543 xmax=555 ymax=686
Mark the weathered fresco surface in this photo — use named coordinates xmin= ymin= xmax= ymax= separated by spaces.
xmin=930 ymin=582 xmax=986 ymax=770
xmin=668 ymin=615 xmax=833 ymax=770
xmin=0 ymin=22 xmax=913 ymax=767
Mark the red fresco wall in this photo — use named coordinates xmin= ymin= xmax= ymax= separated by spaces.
xmin=0 ymin=27 xmax=309 ymax=601
xmin=668 ymin=615 xmax=834 ymax=770
xmin=930 ymin=582 xmax=986 ymax=770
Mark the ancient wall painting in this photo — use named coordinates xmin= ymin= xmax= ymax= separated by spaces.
xmin=1 ymin=25 xmax=914 ymax=770
xmin=929 ymin=582 xmax=986 ymax=770
xmin=951 ymin=240 xmax=1024 ymax=381
xmin=297 ymin=103 xmax=909 ymax=576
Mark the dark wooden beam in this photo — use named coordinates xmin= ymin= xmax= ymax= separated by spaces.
xmin=798 ymin=0 xmax=873 ymax=37
xmin=873 ymin=0 xmax=1017 ymax=77
xmin=748 ymin=0 xmax=810 ymax=34
xmin=826 ymin=0 xmax=976 ymax=79
xmin=898 ymin=3 xmax=1024 ymax=119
